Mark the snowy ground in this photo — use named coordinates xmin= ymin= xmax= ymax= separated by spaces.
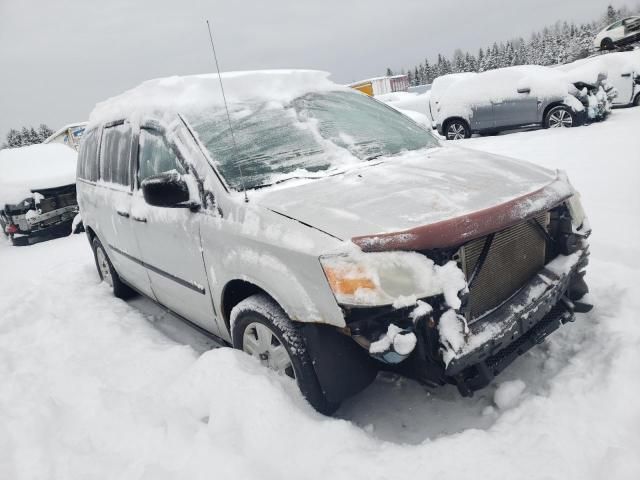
xmin=2 ymin=108 xmax=640 ymax=479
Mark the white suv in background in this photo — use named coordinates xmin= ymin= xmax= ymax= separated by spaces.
xmin=594 ymin=16 xmax=640 ymax=50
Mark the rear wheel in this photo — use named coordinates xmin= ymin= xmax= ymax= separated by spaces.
xmin=231 ymin=293 xmax=338 ymax=415
xmin=444 ymin=119 xmax=471 ymax=140
xmin=601 ymin=38 xmax=614 ymax=50
xmin=634 ymin=93 xmax=640 ymax=107
xmin=544 ymin=106 xmax=575 ymax=129
xmin=91 ymin=237 xmax=135 ymax=299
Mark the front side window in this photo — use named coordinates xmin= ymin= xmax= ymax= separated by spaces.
xmin=138 ymin=129 xmax=185 ymax=183
xmin=187 ymin=90 xmax=437 ymax=190
xmin=99 ymin=122 xmax=132 ymax=186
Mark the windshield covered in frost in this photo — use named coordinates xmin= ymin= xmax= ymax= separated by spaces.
xmin=187 ymin=90 xmax=438 ymax=190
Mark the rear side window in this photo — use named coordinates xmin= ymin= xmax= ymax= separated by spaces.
xmin=78 ymin=128 xmax=100 ymax=182
xmin=99 ymin=122 xmax=132 ymax=186
xmin=138 ymin=129 xmax=185 ymax=183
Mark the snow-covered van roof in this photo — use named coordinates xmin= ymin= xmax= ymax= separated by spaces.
xmin=0 ymin=143 xmax=78 ymax=205
xmin=89 ymin=70 xmax=345 ymax=127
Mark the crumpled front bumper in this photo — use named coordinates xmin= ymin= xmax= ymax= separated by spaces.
xmin=444 ymin=247 xmax=589 ymax=394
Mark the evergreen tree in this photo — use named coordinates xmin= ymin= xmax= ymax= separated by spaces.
xmin=606 ymin=5 xmax=617 ymax=24
xmin=37 ymin=124 xmax=53 ymax=142
xmin=2 ymin=124 xmax=55 ymax=149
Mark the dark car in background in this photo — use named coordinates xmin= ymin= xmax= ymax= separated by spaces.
xmin=0 ymin=144 xmax=80 ymax=246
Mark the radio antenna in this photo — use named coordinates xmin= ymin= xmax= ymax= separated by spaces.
xmin=206 ymin=19 xmax=248 ymax=202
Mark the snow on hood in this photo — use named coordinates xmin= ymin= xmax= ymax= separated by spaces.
xmin=252 ymin=146 xmax=565 ymax=246
xmin=88 ymin=70 xmax=345 ymax=127
xmin=0 ymin=144 xmax=77 ymax=205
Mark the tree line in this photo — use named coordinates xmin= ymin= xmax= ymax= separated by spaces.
xmin=387 ymin=4 xmax=640 ymax=86
xmin=2 ymin=125 xmax=55 ymax=150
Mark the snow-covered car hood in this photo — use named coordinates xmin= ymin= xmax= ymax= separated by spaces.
xmin=253 ymin=147 xmax=572 ymax=250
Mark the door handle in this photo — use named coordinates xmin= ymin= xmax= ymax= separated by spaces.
xmin=132 ymin=216 xmax=147 ymax=223
xmin=116 ymin=210 xmax=130 ymax=218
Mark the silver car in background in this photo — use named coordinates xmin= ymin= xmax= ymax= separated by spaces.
xmin=78 ymin=70 xmax=591 ymax=414
xmin=432 ymin=66 xmax=589 ymax=140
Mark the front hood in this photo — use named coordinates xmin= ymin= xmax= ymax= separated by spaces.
xmin=252 ymin=147 xmax=572 ymax=250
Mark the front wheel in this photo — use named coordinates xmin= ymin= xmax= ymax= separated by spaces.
xmin=231 ymin=293 xmax=338 ymax=415
xmin=444 ymin=119 xmax=471 ymax=140
xmin=634 ymin=93 xmax=640 ymax=107
xmin=601 ymin=38 xmax=614 ymax=50
xmin=544 ymin=106 xmax=575 ymax=129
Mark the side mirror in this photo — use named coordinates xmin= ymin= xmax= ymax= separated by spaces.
xmin=141 ymin=172 xmax=195 ymax=208
xmin=517 ymin=87 xmax=531 ymax=94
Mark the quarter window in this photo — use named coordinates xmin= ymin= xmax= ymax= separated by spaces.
xmin=78 ymin=128 xmax=100 ymax=182
xmin=99 ymin=122 xmax=132 ymax=186
xmin=138 ymin=129 xmax=185 ymax=183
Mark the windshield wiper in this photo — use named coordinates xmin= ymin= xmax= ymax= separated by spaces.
xmin=250 ymin=175 xmax=325 ymax=190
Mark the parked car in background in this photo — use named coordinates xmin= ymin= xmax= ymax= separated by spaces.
xmin=558 ymin=50 xmax=640 ymax=107
xmin=427 ymin=72 xmax=476 ymax=127
xmin=78 ymin=70 xmax=591 ymax=414
xmin=433 ymin=66 xmax=593 ymax=140
xmin=43 ymin=122 xmax=87 ymax=150
xmin=0 ymin=144 xmax=79 ymax=246
xmin=594 ymin=16 xmax=640 ymax=50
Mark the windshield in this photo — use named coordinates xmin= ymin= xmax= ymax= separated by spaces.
xmin=187 ymin=90 xmax=438 ymax=190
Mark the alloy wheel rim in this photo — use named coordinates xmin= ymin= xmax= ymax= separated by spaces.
xmin=447 ymin=123 xmax=466 ymax=140
xmin=549 ymin=110 xmax=573 ymax=128
xmin=96 ymin=247 xmax=113 ymax=287
xmin=243 ymin=322 xmax=295 ymax=378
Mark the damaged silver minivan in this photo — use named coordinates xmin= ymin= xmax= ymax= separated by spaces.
xmin=77 ymin=70 xmax=591 ymax=413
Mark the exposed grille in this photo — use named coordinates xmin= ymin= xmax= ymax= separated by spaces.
xmin=458 ymin=212 xmax=549 ymax=321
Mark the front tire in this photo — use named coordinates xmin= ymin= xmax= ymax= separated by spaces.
xmin=231 ymin=293 xmax=338 ymax=415
xmin=634 ymin=93 xmax=640 ymax=107
xmin=444 ymin=119 xmax=471 ymax=140
xmin=544 ymin=106 xmax=575 ymax=129
xmin=91 ymin=236 xmax=135 ymax=299
xmin=601 ymin=38 xmax=614 ymax=50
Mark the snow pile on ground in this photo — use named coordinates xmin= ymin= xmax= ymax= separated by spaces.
xmin=436 ymin=65 xmax=584 ymax=125
xmin=376 ymin=91 xmax=432 ymax=128
xmin=493 ymin=379 xmax=526 ymax=410
xmin=1 ymin=109 xmax=640 ymax=479
xmin=0 ymin=144 xmax=77 ymax=205
xmin=89 ymin=70 xmax=345 ymax=126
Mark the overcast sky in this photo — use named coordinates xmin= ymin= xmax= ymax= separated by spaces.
xmin=0 ymin=0 xmax=630 ymax=139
